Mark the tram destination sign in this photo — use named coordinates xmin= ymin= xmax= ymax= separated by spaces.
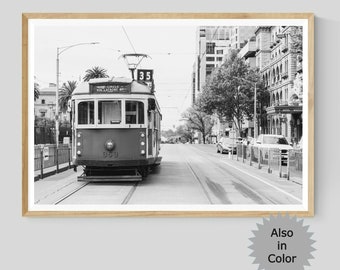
xmin=90 ymin=83 xmax=131 ymax=94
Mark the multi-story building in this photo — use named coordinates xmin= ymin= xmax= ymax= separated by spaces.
xmin=191 ymin=26 xmax=231 ymax=143
xmin=255 ymin=26 xmax=303 ymax=143
xmin=230 ymin=26 xmax=257 ymax=50
xmin=238 ymin=36 xmax=257 ymax=68
xmin=34 ymin=83 xmax=70 ymax=122
xmin=192 ymin=26 xmax=231 ymax=104
xmin=34 ymin=83 xmax=57 ymax=120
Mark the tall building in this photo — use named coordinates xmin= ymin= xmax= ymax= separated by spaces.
xmin=192 ymin=26 xmax=231 ymax=105
xmin=238 ymin=36 xmax=257 ymax=69
xmin=255 ymin=26 xmax=303 ymax=143
xmin=230 ymin=26 xmax=257 ymax=50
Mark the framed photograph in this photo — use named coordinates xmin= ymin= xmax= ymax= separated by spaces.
xmin=22 ymin=13 xmax=314 ymax=217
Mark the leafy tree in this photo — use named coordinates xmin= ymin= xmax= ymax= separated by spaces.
xmin=34 ymin=82 xmax=40 ymax=101
xmin=161 ymin=129 xmax=177 ymax=138
xmin=83 ymin=66 xmax=109 ymax=82
xmin=59 ymin=80 xmax=77 ymax=113
xmin=182 ymin=104 xmax=214 ymax=144
xmin=199 ymin=50 xmax=269 ymax=136
xmin=176 ymin=124 xmax=195 ymax=143
xmin=289 ymin=26 xmax=303 ymax=55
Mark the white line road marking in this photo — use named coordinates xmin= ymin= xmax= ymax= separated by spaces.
xmin=220 ymin=160 xmax=303 ymax=203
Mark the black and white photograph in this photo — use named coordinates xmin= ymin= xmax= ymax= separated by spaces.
xmin=23 ymin=14 xmax=314 ymax=216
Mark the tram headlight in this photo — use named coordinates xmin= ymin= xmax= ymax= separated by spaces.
xmin=77 ymin=150 xmax=82 ymax=156
xmin=141 ymin=150 xmax=145 ymax=155
xmin=105 ymin=139 xmax=115 ymax=151
xmin=77 ymin=142 xmax=81 ymax=147
xmin=141 ymin=141 xmax=145 ymax=146
xmin=140 ymin=132 xmax=145 ymax=138
xmin=77 ymin=132 xmax=82 ymax=138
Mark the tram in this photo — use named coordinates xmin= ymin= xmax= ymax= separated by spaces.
xmin=70 ymin=72 xmax=162 ymax=181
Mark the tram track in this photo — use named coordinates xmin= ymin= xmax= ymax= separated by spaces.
xmin=184 ymin=159 xmax=214 ymax=204
xmin=54 ymin=182 xmax=90 ymax=205
xmin=52 ymin=179 xmax=140 ymax=205
xmin=121 ymin=181 xmax=140 ymax=204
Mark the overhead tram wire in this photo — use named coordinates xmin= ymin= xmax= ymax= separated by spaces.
xmin=122 ymin=26 xmax=137 ymax=54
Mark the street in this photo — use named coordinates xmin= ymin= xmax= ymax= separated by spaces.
xmin=34 ymin=144 xmax=302 ymax=206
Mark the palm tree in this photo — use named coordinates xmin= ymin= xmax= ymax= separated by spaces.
xmin=34 ymin=82 xmax=40 ymax=101
xmin=83 ymin=66 xmax=109 ymax=82
xmin=59 ymin=80 xmax=77 ymax=113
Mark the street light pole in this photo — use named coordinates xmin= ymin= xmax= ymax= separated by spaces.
xmin=55 ymin=42 xmax=99 ymax=148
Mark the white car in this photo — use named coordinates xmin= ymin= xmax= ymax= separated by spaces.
xmin=216 ymin=137 xmax=237 ymax=154
xmin=253 ymin=134 xmax=293 ymax=165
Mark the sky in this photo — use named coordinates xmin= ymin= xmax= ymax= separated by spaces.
xmin=31 ymin=18 xmax=307 ymax=131
xmin=32 ymin=20 xmax=198 ymax=130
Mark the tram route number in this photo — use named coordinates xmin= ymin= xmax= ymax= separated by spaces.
xmin=137 ymin=69 xmax=153 ymax=82
xmin=103 ymin=151 xmax=118 ymax=158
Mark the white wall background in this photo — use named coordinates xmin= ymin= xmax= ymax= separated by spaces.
xmin=1 ymin=1 xmax=339 ymax=269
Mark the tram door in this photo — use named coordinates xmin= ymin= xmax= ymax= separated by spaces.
xmin=147 ymin=111 xmax=154 ymax=156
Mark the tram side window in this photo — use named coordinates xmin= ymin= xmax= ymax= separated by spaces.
xmin=98 ymin=101 xmax=122 ymax=124
xmin=126 ymin=101 xmax=144 ymax=124
xmin=78 ymin=101 xmax=94 ymax=125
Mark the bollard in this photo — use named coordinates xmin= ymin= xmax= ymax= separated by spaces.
xmin=267 ymin=148 xmax=272 ymax=173
xmin=68 ymin=147 xmax=71 ymax=169
xmin=56 ymin=147 xmax=59 ymax=174
xmin=287 ymin=150 xmax=290 ymax=180
xmin=279 ymin=150 xmax=282 ymax=178
xmin=236 ymin=145 xmax=239 ymax=161
xmin=40 ymin=147 xmax=44 ymax=179
xmin=258 ymin=148 xmax=261 ymax=169
xmin=228 ymin=151 xmax=231 ymax=159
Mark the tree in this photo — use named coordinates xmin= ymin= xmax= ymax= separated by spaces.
xmin=199 ymin=50 xmax=269 ymax=136
xmin=34 ymin=82 xmax=40 ymax=101
xmin=289 ymin=26 xmax=303 ymax=55
xmin=83 ymin=66 xmax=109 ymax=82
xmin=182 ymin=104 xmax=214 ymax=144
xmin=176 ymin=124 xmax=194 ymax=143
xmin=59 ymin=80 xmax=77 ymax=113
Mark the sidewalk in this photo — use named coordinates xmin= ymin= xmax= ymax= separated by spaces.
xmin=34 ymin=162 xmax=74 ymax=181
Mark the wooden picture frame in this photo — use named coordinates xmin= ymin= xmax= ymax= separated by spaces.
xmin=22 ymin=13 xmax=314 ymax=217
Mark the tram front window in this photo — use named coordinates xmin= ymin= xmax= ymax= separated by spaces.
xmin=78 ymin=101 xmax=94 ymax=125
xmin=98 ymin=100 xmax=121 ymax=124
xmin=126 ymin=101 xmax=144 ymax=124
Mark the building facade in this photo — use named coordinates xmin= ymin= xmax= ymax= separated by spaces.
xmin=34 ymin=83 xmax=57 ymax=120
xmin=34 ymin=82 xmax=70 ymax=122
xmin=230 ymin=26 xmax=257 ymax=50
xmin=255 ymin=26 xmax=303 ymax=143
xmin=192 ymin=26 xmax=231 ymax=104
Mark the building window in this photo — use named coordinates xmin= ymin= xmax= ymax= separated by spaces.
xmin=216 ymin=50 xmax=223 ymax=54
xmin=206 ymin=57 xmax=215 ymax=62
xmin=217 ymin=57 xmax=223 ymax=62
xmin=206 ymin=42 xmax=215 ymax=54
xmin=41 ymin=99 xmax=45 ymax=104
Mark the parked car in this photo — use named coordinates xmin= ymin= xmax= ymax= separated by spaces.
xmin=216 ymin=137 xmax=237 ymax=154
xmin=253 ymin=134 xmax=293 ymax=165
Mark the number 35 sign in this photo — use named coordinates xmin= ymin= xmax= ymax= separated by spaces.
xmin=137 ymin=69 xmax=153 ymax=82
